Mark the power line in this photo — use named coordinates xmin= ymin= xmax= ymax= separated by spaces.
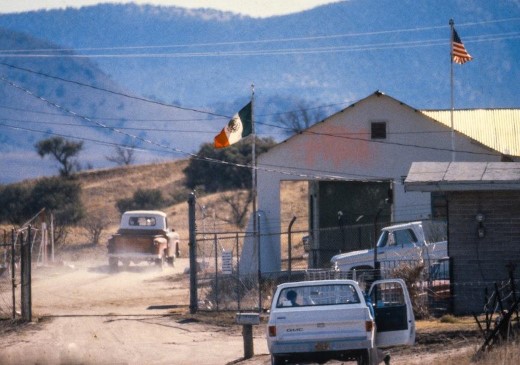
xmin=1 ymin=118 xmax=217 ymax=134
xmin=0 ymin=32 xmax=518 ymax=58
xmin=0 ymin=104 xmax=224 ymax=122
xmin=0 ymin=62 xmax=228 ymax=119
xmin=1 ymin=16 xmax=518 ymax=54
xmin=0 ymin=122 xmax=157 ymax=153
xmin=3 ymin=116 xmax=457 ymax=137
xmin=0 ymin=70 xmax=501 ymax=181
xmin=0 ymin=62 xmax=351 ymax=123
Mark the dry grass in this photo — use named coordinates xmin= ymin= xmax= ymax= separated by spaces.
xmin=437 ymin=341 xmax=520 ymax=365
xmin=74 ymin=161 xmax=309 ymax=253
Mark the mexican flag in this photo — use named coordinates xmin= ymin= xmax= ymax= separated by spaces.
xmin=214 ymin=102 xmax=252 ymax=149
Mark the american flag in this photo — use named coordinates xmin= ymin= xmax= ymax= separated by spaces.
xmin=452 ymin=28 xmax=473 ymax=64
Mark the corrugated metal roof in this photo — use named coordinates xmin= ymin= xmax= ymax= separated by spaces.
xmin=421 ymin=109 xmax=520 ymax=157
xmin=405 ymin=162 xmax=520 ymax=191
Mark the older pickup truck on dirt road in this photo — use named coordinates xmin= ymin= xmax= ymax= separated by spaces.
xmin=266 ymin=279 xmax=415 ymax=365
xmin=107 ymin=210 xmax=179 ymax=271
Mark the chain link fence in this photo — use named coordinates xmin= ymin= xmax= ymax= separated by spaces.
xmin=192 ymin=226 xmax=453 ymax=317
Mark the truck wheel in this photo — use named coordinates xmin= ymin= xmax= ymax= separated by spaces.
xmin=271 ymin=354 xmax=285 ymax=365
xmin=109 ymin=257 xmax=119 ymax=272
xmin=155 ymin=256 xmax=164 ymax=269
xmin=166 ymin=257 xmax=175 ymax=267
xmin=357 ymin=349 xmax=369 ymax=365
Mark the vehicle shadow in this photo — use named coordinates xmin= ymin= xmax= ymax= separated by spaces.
xmin=88 ymin=263 xmax=164 ymax=274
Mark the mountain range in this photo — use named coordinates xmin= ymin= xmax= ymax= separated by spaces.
xmin=0 ymin=1 xmax=518 ymax=183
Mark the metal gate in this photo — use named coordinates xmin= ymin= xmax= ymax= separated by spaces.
xmin=0 ymin=228 xmax=33 ymax=321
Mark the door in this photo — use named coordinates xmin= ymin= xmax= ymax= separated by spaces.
xmin=368 ymin=279 xmax=415 ymax=348
xmin=379 ymin=229 xmax=421 ymax=263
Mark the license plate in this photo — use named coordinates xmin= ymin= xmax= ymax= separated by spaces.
xmin=315 ymin=342 xmax=330 ymax=351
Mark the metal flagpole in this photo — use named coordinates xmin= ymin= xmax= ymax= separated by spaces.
xmin=251 ymin=83 xmax=257 ymax=247
xmin=449 ymin=19 xmax=456 ymax=162
xmin=250 ymin=84 xmax=262 ymax=311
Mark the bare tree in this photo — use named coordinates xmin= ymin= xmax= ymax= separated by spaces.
xmin=81 ymin=211 xmax=110 ymax=245
xmin=217 ymin=190 xmax=253 ymax=228
xmin=106 ymin=145 xmax=136 ymax=166
xmin=279 ymin=102 xmax=326 ymax=136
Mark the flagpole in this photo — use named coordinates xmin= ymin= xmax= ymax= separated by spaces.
xmin=449 ymin=19 xmax=456 ymax=162
xmin=250 ymin=83 xmax=262 ymax=311
xmin=251 ymin=83 xmax=257 ymax=243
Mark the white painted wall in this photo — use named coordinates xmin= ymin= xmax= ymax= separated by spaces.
xmin=255 ymin=92 xmax=502 ymax=272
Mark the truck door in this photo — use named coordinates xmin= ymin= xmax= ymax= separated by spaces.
xmin=368 ymin=279 xmax=415 ymax=348
xmin=380 ymin=229 xmax=420 ymax=263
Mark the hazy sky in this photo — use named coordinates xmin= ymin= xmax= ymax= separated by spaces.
xmin=0 ymin=0 xmax=345 ymax=17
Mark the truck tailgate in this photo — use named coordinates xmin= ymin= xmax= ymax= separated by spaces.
xmin=272 ymin=306 xmax=370 ymax=342
xmin=110 ymin=235 xmax=159 ymax=255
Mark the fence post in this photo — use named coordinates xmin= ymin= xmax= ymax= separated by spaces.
xmin=257 ymin=215 xmax=262 ymax=312
xmin=287 ymin=216 xmax=297 ymax=280
xmin=21 ymin=226 xmax=32 ymax=322
xmin=11 ymin=228 xmax=16 ymax=319
xmin=236 ymin=233 xmax=241 ymax=312
xmin=214 ymin=233 xmax=219 ymax=311
xmin=188 ymin=192 xmax=198 ymax=314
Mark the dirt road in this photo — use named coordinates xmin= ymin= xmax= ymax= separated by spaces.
xmin=0 ymin=256 xmax=482 ymax=365
xmin=0 ymin=258 xmax=270 ymax=365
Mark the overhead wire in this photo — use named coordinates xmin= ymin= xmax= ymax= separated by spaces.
xmin=0 ymin=16 xmax=518 ymax=55
xmin=0 ymin=62 xmax=228 ymax=119
xmin=0 ymin=75 xmax=368 ymax=181
xmin=4 ymin=116 xmax=458 ymax=137
xmin=0 ymin=66 xmax=504 ymax=183
xmin=0 ymin=62 xmax=351 ymax=123
xmin=1 ymin=32 xmax=519 ymax=58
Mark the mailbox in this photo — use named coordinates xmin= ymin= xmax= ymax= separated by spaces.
xmin=236 ymin=312 xmax=260 ymax=325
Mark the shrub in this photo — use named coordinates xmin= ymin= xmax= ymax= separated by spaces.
xmin=115 ymin=188 xmax=167 ymax=213
xmin=390 ymin=262 xmax=429 ymax=319
xmin=184 ymin=137 xmax=275 ymax=193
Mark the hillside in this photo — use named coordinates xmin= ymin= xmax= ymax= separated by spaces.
xmin=76 ymin=159 xmax=199 ymax=246
xmin=72 ymin=159 xmax=308 ymax=251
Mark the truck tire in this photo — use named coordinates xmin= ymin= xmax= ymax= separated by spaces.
xmin=109 ymin=257 xmax=119 ymax=272
xmin=357 ymin=349 xmax=370 ymax=365
xmin=155 ymin=256 xmax=164 ymax=269
xmin=166 ymin=256 xmax=175 ymax=267
xmin=270 ymin=354 xmax=285 ymax=365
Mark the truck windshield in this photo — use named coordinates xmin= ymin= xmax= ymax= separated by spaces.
xmin=276 ymin=284 xmax=360 ymax=308
xmin=376 ymin=231 xmax=389 ymax=248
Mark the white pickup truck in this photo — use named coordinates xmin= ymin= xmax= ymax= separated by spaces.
xmin=266 ymin=279 xmax=415 ymax=365
xmin=330 ymin=221 xmax=447 ymax=279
